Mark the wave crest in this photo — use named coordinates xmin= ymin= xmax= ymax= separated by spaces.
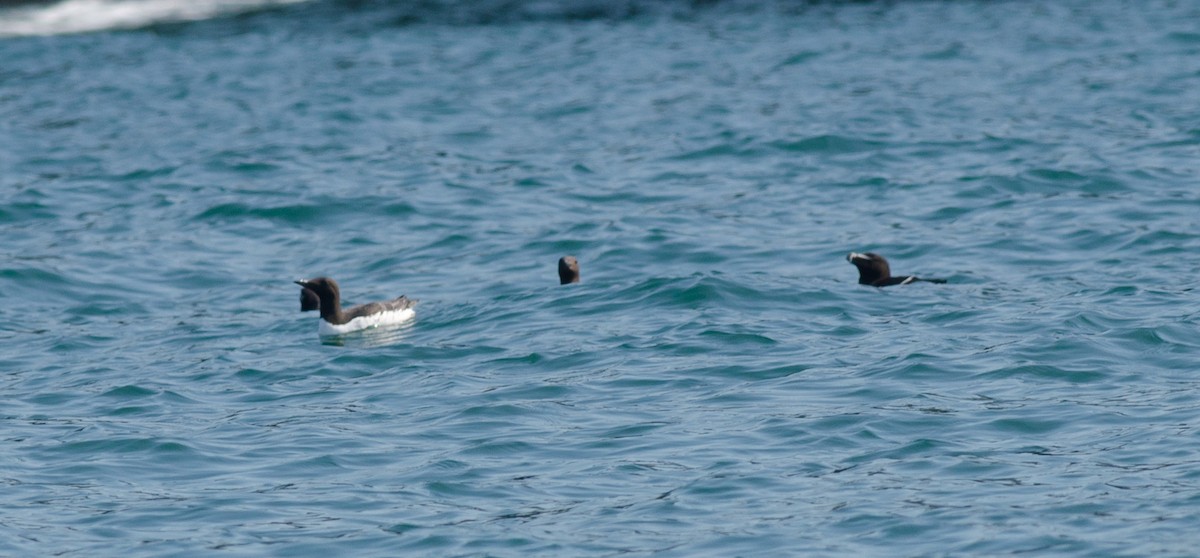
xmin=0 ymin=0 xmax=311 ymax=37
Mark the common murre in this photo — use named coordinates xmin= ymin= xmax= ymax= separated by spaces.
xmin=558 ymin=256 xmax=580 ymax=285
xmin=847 ymin=252 xmax=946 ymax=287
xmin=294 ymin=277 xmax=415 ymax=336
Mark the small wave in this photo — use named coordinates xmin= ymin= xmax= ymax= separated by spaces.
xmin=0 ymin=0 xmax=311 ymax=37
xmin=769 ymin=134 xmax=889 ymax=154
xmin=333 ymin=0 xmax=694 ymax=27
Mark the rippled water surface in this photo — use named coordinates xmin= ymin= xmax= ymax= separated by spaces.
xmin=2 ymin=0 xmax=1200 ymax=555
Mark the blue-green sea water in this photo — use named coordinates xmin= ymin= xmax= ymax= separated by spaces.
xmin=3 ymin=0 xmax=1200 ymax=555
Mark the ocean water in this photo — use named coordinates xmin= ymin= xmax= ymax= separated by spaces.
xmin=2 ymin=0 xmax=1200 ymax=555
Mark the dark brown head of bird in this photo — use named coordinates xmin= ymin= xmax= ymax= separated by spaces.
xmin=847 ymin=252 xmax=891 ymax=285
xmin=558 ymin=256 xmax=580 ymax=285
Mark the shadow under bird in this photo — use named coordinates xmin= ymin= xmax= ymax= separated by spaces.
xmin=294 ymin=277 xmax=416 ymax=336
xmin=847 ymin=252 xmax=946 ymax=287
xmin=558 ymin=256 xmax=580 ymax=285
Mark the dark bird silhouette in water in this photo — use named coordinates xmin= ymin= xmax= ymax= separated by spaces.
xmin=299 ymin=286 xmax=320 ymax=312
xmin=558 ymin=256 xmax=580 ymax=285
xmin=847 ymin=252 xmax=946 ymax=287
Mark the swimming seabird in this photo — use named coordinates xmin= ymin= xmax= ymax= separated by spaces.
xmin=299 ymin=287 xmax=320 ymax=312
xmin=558 ymin=256 xmax=580 ymax=285
xmin=847 ymin=252 xmax=946 ymax=287
xmin=294 ymin=277 xmax=415 ymax=335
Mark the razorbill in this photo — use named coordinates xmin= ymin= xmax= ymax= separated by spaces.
xmin=847 ymin=252 xmax=946 ymax=287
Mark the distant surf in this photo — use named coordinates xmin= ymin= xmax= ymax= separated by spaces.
xmin=0 ymin=0 xmax=310 ymax=37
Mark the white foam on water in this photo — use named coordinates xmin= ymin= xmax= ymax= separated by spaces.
xmin=0 ymin=0 xmax=311 ymax=37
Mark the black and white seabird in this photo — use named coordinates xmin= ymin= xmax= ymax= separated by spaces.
xmin=294 ymin=277 xmax=416 ymax=335
xmin=299 ymin=287 xmax=320 ymax=312
xmin=847 ymin=252 xmax=946 ymax=287
xmin=558 ymin=256 xmax=580 ymax=285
